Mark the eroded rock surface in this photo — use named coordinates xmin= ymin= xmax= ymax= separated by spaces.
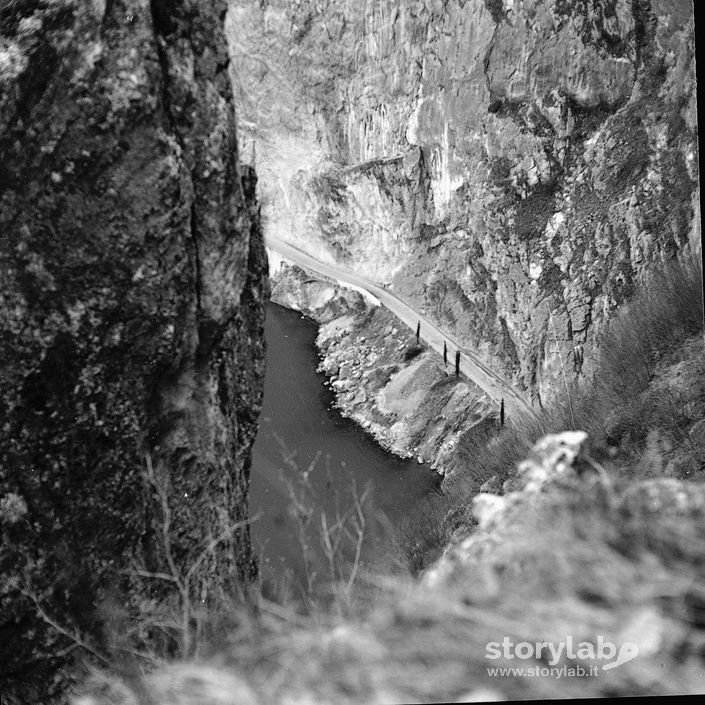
xmin=0 ymin=1 xmax=267 ymax=699
xmin=228 ymin=0 xmax=698 ymax=407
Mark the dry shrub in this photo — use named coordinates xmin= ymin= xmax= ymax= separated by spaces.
xmin=449 ymin=250 xmax=704 ymax=496
xmin=394 ymin=490 xmax=456 ymax=576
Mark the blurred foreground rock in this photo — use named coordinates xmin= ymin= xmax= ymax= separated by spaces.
xmin=75 ymin=429 xmax=705 ymax=703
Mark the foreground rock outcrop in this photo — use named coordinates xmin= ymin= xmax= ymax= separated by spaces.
xmin=76 ymin=428 xmax=705 ymax=703
xmin=228 ymin=0 xmax=698 ymax=407
xmin=0 ymin=1 xmax=267 ymax=700
xmin=425 ymin=430 xmax=705 ymax=586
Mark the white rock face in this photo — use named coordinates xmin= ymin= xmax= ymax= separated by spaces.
xmin=227 ymin=0 xmax=699 ymax=407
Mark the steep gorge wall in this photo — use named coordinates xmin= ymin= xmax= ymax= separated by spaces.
xmin=228 ymin=0 xmax=698 ymax=408
xmin=0 ymin=1 xmax=267 ymax=699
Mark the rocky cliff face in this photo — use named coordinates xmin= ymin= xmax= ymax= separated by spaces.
xmin=0 ymin=1 xmax=267 ymax=699
xmin=227 ymin=0 xmax=698 ymax=408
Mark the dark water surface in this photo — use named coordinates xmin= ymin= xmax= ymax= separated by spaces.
xmin=250 ymin=303 xmax=439 ymax=597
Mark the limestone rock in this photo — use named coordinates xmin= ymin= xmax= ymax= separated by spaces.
xmin=228 ymin=0 xmax=698 ymax=407
xmin=513 ymin=430 xmax=590 ymax=492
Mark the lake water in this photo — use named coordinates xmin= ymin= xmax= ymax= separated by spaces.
xmin=249 ymin=303 xmax=440 ymax=599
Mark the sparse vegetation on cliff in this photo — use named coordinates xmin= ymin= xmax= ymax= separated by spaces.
xmin=441 ymin=249 xmax=704 ymax=508
xmin=384 ymin=248 xmax=705 ymax=580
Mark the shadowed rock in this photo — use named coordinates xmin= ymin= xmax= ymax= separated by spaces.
xmin=0 ymin=1 xmax=267 ymax=700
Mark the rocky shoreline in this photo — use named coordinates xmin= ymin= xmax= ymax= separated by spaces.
xmin=269 ymin=261 xmax=496 ymax=479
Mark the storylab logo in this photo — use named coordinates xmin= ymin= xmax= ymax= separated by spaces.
xmin=485 ymin=636 xmax=639 ymax=678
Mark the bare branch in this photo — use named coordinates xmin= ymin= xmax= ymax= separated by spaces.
xmin=347 ymin=481 xmax=367 ymax=591
xmin=185 ymin=516 xmax=258 ymax=584
xmin=20 ymin=588 xmax=109 ymax=664
xmin=121 ymin=568 xmax=178 ymax=584
xmin=144 ymin=452 xmax=185 ymax=596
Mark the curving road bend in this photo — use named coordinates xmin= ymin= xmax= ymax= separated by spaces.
xmin=266 ymin=235 xmax=538 ymax=424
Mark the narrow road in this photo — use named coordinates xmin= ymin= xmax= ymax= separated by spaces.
xmin=266 ymin=235 xmax=538 ymax=423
